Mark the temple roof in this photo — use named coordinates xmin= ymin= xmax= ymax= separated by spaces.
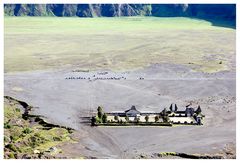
xmin=125 ymin=105 xmax=141 ymax=114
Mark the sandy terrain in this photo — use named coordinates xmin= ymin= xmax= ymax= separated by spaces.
xmin=4 ymin=63 xmax=236 ymax=158
xmin=4 ymin=17 xmax=236 ymax=158
xmin=4 ymin=17 xmax=235 ymax=73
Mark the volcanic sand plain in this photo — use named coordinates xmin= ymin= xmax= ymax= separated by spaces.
xmin=4 ymin=17 xmax=236 ymax=158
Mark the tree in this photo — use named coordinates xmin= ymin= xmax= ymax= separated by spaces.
xmin=97 ymin=106 xmax=102 ymax=112
xmin=134 ymin=117 xmax=140 ymax=123
xmin=145 ymin=115 xmax=149 ymax=122
xmin=162 ymin=115 xmax=170 ymax=123
xmin=155 ymin=115 xmax=159 ymax=122
xmin=23 ymin=127 xmax=32 ymax=134
xmin=91 ymin=117 xmax=96 ymax=126
xmin=96 ymin=116 xmax=102 ymax=123
xmin=114 ymin=115 xmax=119 ymax=122
xmin=97 ymin=106 xmax=103 ymax=119
xmin=102 ymin=113 xmax=107 ymax=123
xmin=160 ymin=108 xmax=167 ymax=117
xmin=125 ymin=116 xmax=129 ymax=122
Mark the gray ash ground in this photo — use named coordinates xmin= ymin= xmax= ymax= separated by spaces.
xmin=4 ymin=63 xmax=236 ymax=158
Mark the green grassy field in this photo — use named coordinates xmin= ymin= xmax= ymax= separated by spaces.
xmin=4 ymin=17 xmax=235 ymax=73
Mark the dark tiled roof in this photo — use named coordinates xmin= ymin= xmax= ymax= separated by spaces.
xmin=125 ymin=105 xmax=140 ymax=113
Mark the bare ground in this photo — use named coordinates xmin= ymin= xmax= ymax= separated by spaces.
xmin=4 ymin=63 xmax=236 ymax=158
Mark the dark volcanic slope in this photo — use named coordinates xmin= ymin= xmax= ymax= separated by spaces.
xmin=4 ymin=4 xmax=236 ymax=28
xmin=4 ymin=4 xmax=235 ymax=22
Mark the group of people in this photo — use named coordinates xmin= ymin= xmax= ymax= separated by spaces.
xmin=65 ymin=76 xmax=127 ymax=81
xmin=65 ymin=72 xmax=145 ymax=81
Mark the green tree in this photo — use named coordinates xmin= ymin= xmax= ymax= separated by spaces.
xmin=91 ymin=116 xmax=96 ymax=126
xmin=8 ymin=152 xmax=15 ymax=159
xmin=145 ymin=115 xmax=149 ymax=122
xmin=125 ymin=116 xmax=129 ymax=122
xmin=23 ymin=127 xmax=32 ymax=134
xmin=114 ymin=115 xmax=119 ymax=122
xmin=4 ymin=122 xmax=11 ymax=129
xmin=136 ymin=118 xmax=140 ymax=123
xmin=163 ymin=115 xmax=170 ymax=123
xmin=134 ymin=117 xmax=140 ymax=123
xmin=97 ymin=106 xmax=102 ymax=112
xmin=96 ymin=116 xmax=102 ymax=123
xmin=161 ymin=108 xmax=167 ymax=116
xmin=97 ymin=106 xmax=103 ymax=119
xmin=6 ymin=144 xmax=18 ymax=152
xmin=102 ymin=113 xmax=107 ymax=123
xmin=155 ymin=115 xmax=159 ymax=122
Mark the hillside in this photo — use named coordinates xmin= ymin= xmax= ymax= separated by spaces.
xmin=4 ymin=4 xmax=236 ymax=27
xmin=4 ymin=96 xmax=76 ymax=159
